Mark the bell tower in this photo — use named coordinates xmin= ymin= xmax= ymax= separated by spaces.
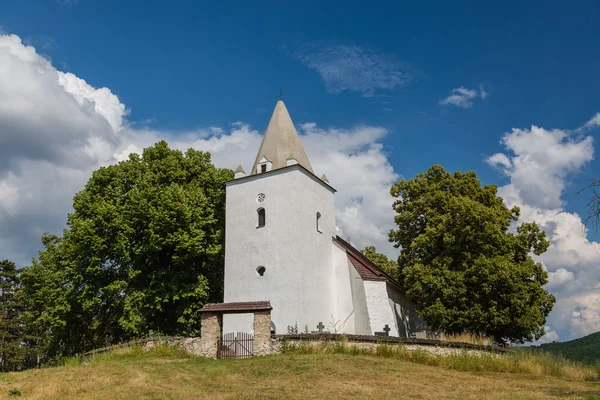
xmin=222 ymin=100 xmax=337 ymax=334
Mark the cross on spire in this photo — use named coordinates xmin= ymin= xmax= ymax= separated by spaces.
xmin=277 ymin=88 xmax=284 ymax=100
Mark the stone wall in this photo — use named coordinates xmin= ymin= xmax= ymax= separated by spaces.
xmin=87 ymin=331 xmax=501 ymax=360
xmin=197 ymin=312 xmax=220 ymax=358
xmin=253 ymin=311 xmax=274 ymax=356
xmin=281 ymin=340 xmax=498 ymax=357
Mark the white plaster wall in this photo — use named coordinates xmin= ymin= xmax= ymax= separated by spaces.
xmin=364 ymin=280 xmax=399 ymax=336
xmin=346 ymin=257 xmax=371 ymax=335
xmin=330 ymin=242 xmax=356 ymax=333
xmin=223 ymin=167 xmax=337 ymax=335
xmin=386 ymin=284 xmax=429 ymax=338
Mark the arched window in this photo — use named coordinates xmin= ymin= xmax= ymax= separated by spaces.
xmin=257 ymin=208 xmax=265 ymax=228
xmin=316 ymin=212 xmax=322 ymax=233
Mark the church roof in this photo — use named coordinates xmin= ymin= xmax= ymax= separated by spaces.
xmin=250 ymin=100 xmax=314 ymax=175
xmin=333 ymin=236 xmax=403 ymax=289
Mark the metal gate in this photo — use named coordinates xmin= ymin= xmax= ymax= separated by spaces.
xmin=217 ymin=332 xmax=254 ymax=359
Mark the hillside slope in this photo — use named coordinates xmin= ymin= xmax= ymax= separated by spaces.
xmin=0 ymin=346 xmax=599 ymax=400
xmin=538 ymin=331 xmax=600 ymax=365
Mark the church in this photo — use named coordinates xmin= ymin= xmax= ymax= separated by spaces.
xmin=222 ymin=100 xmax=428 ymax=338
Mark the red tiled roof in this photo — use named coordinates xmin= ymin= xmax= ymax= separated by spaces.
xmin=333 ymin=236 xmax=402 ymax=288
xmin=200 ymin=301 xmax=272 ymax=313
xmin=347 ymin=251 xmax=387 ymax=281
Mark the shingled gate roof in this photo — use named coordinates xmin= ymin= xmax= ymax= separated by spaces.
xmin=199 ymin=301 xmax=272 ymax=313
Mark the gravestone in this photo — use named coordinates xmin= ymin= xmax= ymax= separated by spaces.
xmin=374 ymin=325 xmax=391 ymax=337
xmin=311 ymin=321 xmax=330 ymax=334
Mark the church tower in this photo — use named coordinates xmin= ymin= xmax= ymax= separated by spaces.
xmin=223 ymin=100 xmax=338 ymax=334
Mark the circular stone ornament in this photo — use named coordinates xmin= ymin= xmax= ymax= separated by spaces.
xmin=256 ymin=193 xmax=266 ymax=203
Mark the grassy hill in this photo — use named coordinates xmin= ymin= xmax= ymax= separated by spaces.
xmin=537 ymin=332 xmax=600 ymax=365
xmin=0 ymin=345 xmax=599 ymax=400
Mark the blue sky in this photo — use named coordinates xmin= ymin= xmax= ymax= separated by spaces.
xmin=0 ymin=0 xmax=599 ymax=341
xmin=4 ymin=1 xmax=599 ymax=208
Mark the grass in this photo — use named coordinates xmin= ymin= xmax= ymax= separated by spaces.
xmin=0 ymin=344 xmax=598 ymax=399
xmin=283 ymin=340 xmax=600 ymax=381
xmin=439 ymin=331 xmax=494 ymax=345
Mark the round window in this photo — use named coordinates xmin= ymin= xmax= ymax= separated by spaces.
xmin=256 ymin=266 xmax=266 ymax=276
xmin=256 ymin=193 xmax=266 ymax=203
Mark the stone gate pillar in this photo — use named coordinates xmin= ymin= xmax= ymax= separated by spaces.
xmin=253 ymin=310 xmax=272 ymax=356
xmin=199 ymin=312 xmax=220 ymax=358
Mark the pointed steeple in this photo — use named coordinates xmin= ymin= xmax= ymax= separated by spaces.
xmin=251 ymin=100 xmax=314 ymax=175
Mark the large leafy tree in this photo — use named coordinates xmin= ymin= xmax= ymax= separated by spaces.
xmin=360 ymin=246 xmax=400 ymax=280
xmin=0 ymin=260 xmax=27 ymax=370
xmin=19 ymin=234 xmax=88 ymax=362
xmin=389 ymin=165 xmax=555 ymax=344
xmin=21 ymin=141 xmax=232 ymax=358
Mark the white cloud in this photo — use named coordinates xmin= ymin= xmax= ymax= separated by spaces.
xmin=488 ymin=125 xmax=594 ymax=209
xmin=539 ymin=326 xmax=559 ymax=343
xmin=583 ymin=113 xmax=600 ymax=129
xmin=479 ymin=85 xmax=488 ymax=100
xmin=487 ymin=119 xmax=600 ymax=341
xmin=290 ymin=42 xmax=413 ymax=97
xmin=440 ymin=86 xmax=487 ymax=108
xmin=547 ymin=268 xmax=575 ymax=288
xmin=0 ymin=33 xmax=399 ymax=269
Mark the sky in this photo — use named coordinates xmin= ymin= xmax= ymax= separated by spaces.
xmin=0 ymin=0 xmax=599 ymax=343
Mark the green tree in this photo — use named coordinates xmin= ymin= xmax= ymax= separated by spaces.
xmin=19 ymin=234 xmax=86 ymax=363
xmin=21 ymin=141 xmax=232 ymax=358
xmin=389 ymin=165 xmax=555 ymax=345
xmin=360 ymin=246 xmax=400 ymax=280
xmin=0 ymin=260 xmax=28 ymax=370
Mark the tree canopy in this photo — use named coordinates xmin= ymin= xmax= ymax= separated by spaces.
xmin=0 ymin=260 xmax=26 ymax=370
xmin=20 ymin=141 xmax=232 ymax=359
xmin=389 ymin=165 xmax=555 ymax=344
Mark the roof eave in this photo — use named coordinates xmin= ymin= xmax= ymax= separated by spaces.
xmin=225 ymin=164 xmax=337 ymax=193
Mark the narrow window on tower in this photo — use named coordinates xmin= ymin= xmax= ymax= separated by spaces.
xmin=257 ymin=208 xmax=266 ymax=228
xmin=316 ymin=212 xmax=322 ymax=233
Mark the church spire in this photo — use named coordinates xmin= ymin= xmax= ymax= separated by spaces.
xmin=250 ymin=100 xmax=314 ymax=175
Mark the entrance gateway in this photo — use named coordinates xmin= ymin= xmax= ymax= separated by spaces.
xmin=199 ymin=301 xmax=272 ymax=359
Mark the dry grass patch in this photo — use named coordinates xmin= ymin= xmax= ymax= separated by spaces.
xmin=0 ymin=345 xmax=598 ymax=399
xmin=283 ymin=340 xmax=600 ymax=381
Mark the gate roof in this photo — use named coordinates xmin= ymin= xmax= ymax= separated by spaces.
xmin=200 ymin=301 xmax=272 ymax=314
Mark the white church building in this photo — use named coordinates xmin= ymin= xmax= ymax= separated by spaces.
xmin=222 ymin=100 xmax=428 ymax=338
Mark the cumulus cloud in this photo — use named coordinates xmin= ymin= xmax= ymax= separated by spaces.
xmin=440 ymin=86 xmax=487 ymax=108
xmin=539 ymin=326 xmax=560 ymax=343
xmin=290 ymin=42 xmax=414 ymax=97
xmin=0 ymin=33 xmax=399 ymax=268
xmin=487 ymin=120 xmax=600 ymax=340
xmin=487 ymin=125 xmax=594 ymax=209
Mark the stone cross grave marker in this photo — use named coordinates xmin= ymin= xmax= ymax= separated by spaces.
xmin=383 ymin=325 xmax=391 ymax=336
xmin=311 ymin=321 xmax=330 ymax=334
